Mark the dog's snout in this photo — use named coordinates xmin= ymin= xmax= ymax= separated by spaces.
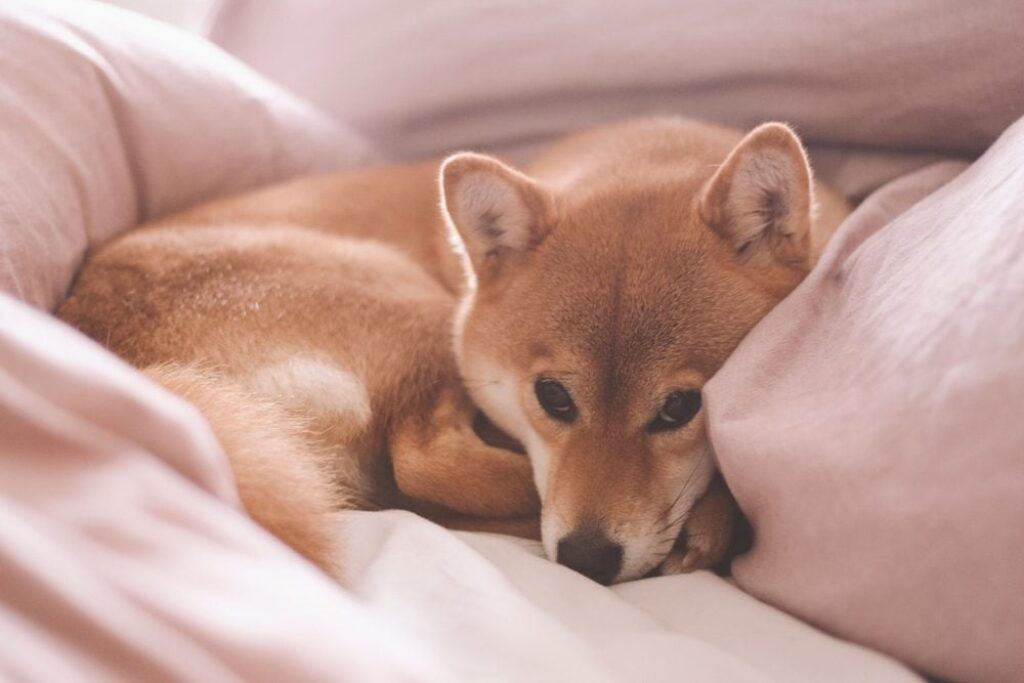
xmin=556 ymin=529 xmax=623 ymax=585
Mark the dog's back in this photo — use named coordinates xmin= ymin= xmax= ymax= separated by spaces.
xmin=59 ymin=186 xmax=458 ymax=574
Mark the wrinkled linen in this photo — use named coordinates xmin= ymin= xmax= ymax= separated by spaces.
xmin=342 ymin=510 xmax=919 ymax=682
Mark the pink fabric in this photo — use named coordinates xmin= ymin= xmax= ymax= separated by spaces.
xmin=0 ymin=294 xmax=439 ymax=682
xmin=706 ymin=118 xmax=1024 ymax=683
xmin=0 ymin=0 xmax=376 ymax=312
xmin=3 ymin=2 xmax=1019 ymax=679
xmin=0 ymin=3 xmax=436 ymax=681
xmin=207 ymin=0 xmax=1022 ymax=196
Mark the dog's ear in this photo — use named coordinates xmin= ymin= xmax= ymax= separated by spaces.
xmin=700 ymin=123 xmax=813 ymax=270
xmin=440 ymin=152 xmax=554 ymax=283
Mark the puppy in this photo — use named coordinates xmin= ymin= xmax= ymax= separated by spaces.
xmin=439 ymin=118 xmax=849 ymax=582
xmin=58 ymin=118 xmax=849 ymax=584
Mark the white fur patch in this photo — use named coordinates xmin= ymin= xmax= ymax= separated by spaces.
xmin=540 ymin=502 xmax=568 ymax=562
xmin=451 ymin=171 xmax=532 ymax=254
xmin=459 ymin=356 xmax=572 ymax=562
xmin=247 ymin=355 xmax=371 ymax=428
xmin=522 ymin=433 xmax=552 ymax=500
xmin=461 ymin=356 xmax=549 ymax=495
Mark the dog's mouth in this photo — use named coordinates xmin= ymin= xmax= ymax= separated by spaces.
xmin=472 ymin=409 xmax=527 ymax=455
xmin=470 ymin=409 xmax=752 ymax=581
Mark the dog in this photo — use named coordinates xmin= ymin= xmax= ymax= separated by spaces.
xmin=58 ymin=118 xmax=849 ymax=584
xmin=438 ymin=118 xmax=849 ymax=582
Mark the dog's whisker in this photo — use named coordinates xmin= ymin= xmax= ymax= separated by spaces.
xmin=654 ymin=458 xmax=705 ymax=536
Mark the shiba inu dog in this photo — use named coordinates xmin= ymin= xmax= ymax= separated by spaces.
xmin=439 ymin=119 xmax=849 ymax=582
xmin=58 ymin=118 xmax=848 ymax=584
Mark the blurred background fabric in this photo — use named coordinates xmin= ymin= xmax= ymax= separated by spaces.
xmin=96 ymin=0 xmax=215 ymax=29
xmin=95 ymin=0 xmax=1024 ymax=201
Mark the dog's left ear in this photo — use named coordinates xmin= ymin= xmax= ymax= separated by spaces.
xmin=700 ymin=123 xmax=813 ymax=270
xmin=440 ymin=152 xmax=554 ymax=284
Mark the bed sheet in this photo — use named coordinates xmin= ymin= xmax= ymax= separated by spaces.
xmin=341 ymin=511 xmax=920 ymax=682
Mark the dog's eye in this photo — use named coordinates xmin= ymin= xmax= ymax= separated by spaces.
xmin=535 ymin=379 xmax=577 ymax=422
xmin=647 ymin=390 xmax=701 ymax=433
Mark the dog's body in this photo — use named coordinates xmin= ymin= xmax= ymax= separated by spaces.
xmin=59 ymin=118 xmax=849 ymax=583
xmin=58 ymin=165 xmax=539 ymax=575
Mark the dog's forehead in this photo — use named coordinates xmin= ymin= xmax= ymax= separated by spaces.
xmin=560 ymin=269 xmax=700 ymax=385
xmin=523 ymin=210 xmax=721 ymax=391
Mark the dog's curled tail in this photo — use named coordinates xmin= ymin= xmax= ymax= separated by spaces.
xmin=143 ymin=363 xmax=348 ymax=578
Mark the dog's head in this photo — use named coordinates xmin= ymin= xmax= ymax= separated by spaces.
xmin=441 ymin=120 xmax=819 ymax=583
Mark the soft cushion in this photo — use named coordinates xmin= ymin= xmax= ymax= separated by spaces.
xmin=0 ymin=0 xmax=375 ymax=311
xmin=705 ymin=118 xmax=1024 ymax=683
xmin=208 ymin=0 xmax=1022 ymax=194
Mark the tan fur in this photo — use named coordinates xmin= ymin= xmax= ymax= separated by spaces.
xmin=659 ymin=476 xmax=739 ymax=575
xmin=58 ymin=117 xmax=849 ymax=583
xmin=390 ymin=386 xmax=538 ymax=518
xmin=58 ymin=220 xmax=532 ymax=578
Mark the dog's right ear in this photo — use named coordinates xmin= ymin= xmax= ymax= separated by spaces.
xmin=699 ymin=123 xmax=814 ymax=272
xmin=440 ymin=152 xmax=554 ymax=284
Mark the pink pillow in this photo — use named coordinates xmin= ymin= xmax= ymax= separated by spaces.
xmin=706 ymin=117 xmax=1024 ymax=682
xmin=0 ymin=0 xmax=375 ymax=311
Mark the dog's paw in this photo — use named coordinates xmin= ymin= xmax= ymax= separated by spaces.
xmin=660 ymin=527 xmax=731 ymax=575
xmin=659 ymin=475 xmax=740 ymax=575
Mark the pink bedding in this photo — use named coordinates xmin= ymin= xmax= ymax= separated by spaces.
xmin=205 ymin=6 xmax=1024 ymax=678
xmin=2 ymin=1 xmax=1021 ymax=681
xmin=208 ymin=0 xmax=1024 ymax=199
xmin=0 ymin=0 xmax=374 ymax=312
xmin=707 ymin=119 xmax=1024 ymax=682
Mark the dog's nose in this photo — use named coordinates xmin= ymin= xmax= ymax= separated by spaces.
xmin=556 ymin=529 xmax=623 ymax=585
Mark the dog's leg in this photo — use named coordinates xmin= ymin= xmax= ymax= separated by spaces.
xmin=390 ymin=391 xmax=539 ymax=518
xmin=660 ymin=475 xmax=739 ymax=575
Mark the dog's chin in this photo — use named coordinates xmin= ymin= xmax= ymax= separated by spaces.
xmin=541 ymin=509 xmax=683 ymax=585
xmin=617 ymin=543 xmax=678 ymax=583
xmin=616 ymin=513 xmax=694 ymax=582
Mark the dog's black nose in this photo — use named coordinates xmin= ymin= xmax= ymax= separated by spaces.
xmin=556 ymin=529 xmax=623 ymax=585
